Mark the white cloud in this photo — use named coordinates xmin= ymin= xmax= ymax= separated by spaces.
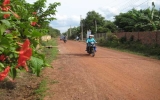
xmin=55 ymin=14 xmax=68 ymax=20
xmin=49 ymin=14 xmax=81 ymax=33
xmin=98 ymin=7 xmax=120 ymax=21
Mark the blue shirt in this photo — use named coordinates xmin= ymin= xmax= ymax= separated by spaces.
xmin=86 ymin=38 xmax=96 ymax=43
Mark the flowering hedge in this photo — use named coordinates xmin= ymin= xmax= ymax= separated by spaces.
xmin=0 ymin=0 xmax=60 ymax=81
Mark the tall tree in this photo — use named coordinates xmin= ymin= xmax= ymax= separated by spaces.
xmin=114 ymin=2 xmax=160 ymax=32
xmin=114 ymin=11 xmax=136 ymax=32
xmin=103 ymin=20 xmax=118 ymax=33
xmin=83 ymin=11 xmax=105 ymax=34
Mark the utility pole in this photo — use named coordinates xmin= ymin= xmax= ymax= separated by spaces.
xmin=67 ymin=32 xmax=68 ymax=38
xmin=95 ymin=20 xmax=97 ymax=38
xmin=70 ymin=25 xmax=71 ymax=37
xmin=80 ymin=15 xmax=83 ymax=41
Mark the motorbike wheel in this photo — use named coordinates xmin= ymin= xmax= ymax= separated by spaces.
xmin=91 ymin=49 xmax=95 ymax=57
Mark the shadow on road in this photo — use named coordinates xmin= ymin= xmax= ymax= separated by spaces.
xmin=59 ymin=53 xmax=90 ymax=57
xmin=59 ymin=53 xmax=154 ymax=61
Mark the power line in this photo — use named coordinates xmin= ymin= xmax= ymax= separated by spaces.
xmin=110 ymin=0 xmax=140 ymax=12
xmin=110 ymin=0 xmax=131 ymax=8
xmin=119 ymin=0 xmax=138 ymax=11
xmin=134 ymin=0 xmax=148 ymax=8
xmin=120 ymin=0 xmax=148 ymax=12
xmin=117 ymin=0 xmax=137 ymax=9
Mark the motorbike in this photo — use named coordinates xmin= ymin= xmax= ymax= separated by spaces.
xmin=86 ymin=42 xmax=96 ymax=57
xmin=63 ymin=36 xmax=67 ymax=43
xmin=63 ymin=39 xmax=67 ymax=43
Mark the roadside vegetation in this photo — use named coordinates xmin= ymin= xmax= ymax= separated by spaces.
xmin=0 ymin=38 xmax=59 ymax=100
xmin=97 ymin=33 xmax=160 ymax=59
xmin=41 ymin=38 xmax=59 ymax=64
xmin=34 ymin=38 xmax=59 ymax=99
xmin=0 ymin=0 xmax=60 ymax=98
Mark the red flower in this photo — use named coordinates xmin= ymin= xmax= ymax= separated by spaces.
xmin=3 ymin=0 xmax=10 ymax=6
xmin=0 ymin=55 xmax=6 ymax=62
xmin=1 ymin=6 xmax=10 ymax=11
xmin=30 ymin=22 xmax=37 ymax=26
xmin=1 ymin=0 xmax=11 ymax=19
xmin=32 ymin=12 xmax=37 ymax=15
xmin=0 ymin=66 xmax=10 ymax=81
xmin=16 ymin=39 xmax=32 ymax=71
xmin=3 ymin=14 xmax=10 ymax=19
xmin=1 ymin=0 xmax=10 ymax=11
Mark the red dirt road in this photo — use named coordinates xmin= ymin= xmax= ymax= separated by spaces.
xmin=44 ymin=39 xmax=160 ymax=100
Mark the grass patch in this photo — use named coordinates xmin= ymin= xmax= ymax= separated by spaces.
xmin=50 ymin=80 xmax=59 ymax=85
xmin=34 ymin=38 xmax=59 ymax=99
xmin=35 ymin=79 xmax=48 ymax=100
xmin=41 ymin=38 xmax=59 ymax=64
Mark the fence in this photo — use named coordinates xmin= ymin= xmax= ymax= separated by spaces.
xmin=94 ymin=31 xmax=160 ymax=45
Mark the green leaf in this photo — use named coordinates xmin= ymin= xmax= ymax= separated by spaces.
xmin=28 ymin=17 xmax=37 ymax=22
xmin=31 ymin=30 xmax=43 ymax=37
xmin=30 ymin=56 xmax=44 ymax=76
xmin=1 ymin=20 xmax=11 ymax=27
xmin=23 ymin=29 xmax=30 ymax=35
xmin=0 ymin=24 xmax=6 ymax=36
xmin=1 ymin=37 xmax=10 ymax=46
xmin=0 ymin=63 xmax=5 ymax=69
xmin=0 ymin=12 xmax=11 ymax=14
xmin=10 ymin=68 xmax=17 ymax=80
xmin=0 ymin=47 xmax=4 ymax=54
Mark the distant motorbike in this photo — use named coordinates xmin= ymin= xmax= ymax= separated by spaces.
xmin=76 ymin=37 xmax=80 ymax=42
xmin=86 ymin=42 xmax=96 ymax=57
xmin=63 ymin=36 xmax=67 ymax=43
xmin=63 ymin=39 xmax=67 ymax=43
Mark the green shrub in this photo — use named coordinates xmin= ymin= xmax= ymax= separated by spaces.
xmin=119 ymin=36 xmax=127 ymax=43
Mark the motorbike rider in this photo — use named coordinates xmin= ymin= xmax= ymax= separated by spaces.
xmin=76 ymin=36 xmax=80 ymax=41
xmin=86 ymin=35 xmax=97 ymax=51
xmin=63 ymin=35 xmax=67 ymax=41
xmin=63 ymin=35 xmax=66 ymax=40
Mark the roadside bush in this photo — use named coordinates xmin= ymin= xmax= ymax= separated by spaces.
xmin=129 ymin=35 xmax=134 ymax=42
xmin=97 ymin=37 xmax=106 ymax=45
xmin=107 ymin=33 xmax=118 ymax=42
xmin=119 ymin=36 xmax=127 ymax=43
xmin=98 ymin=34 xmax=160 ymax=59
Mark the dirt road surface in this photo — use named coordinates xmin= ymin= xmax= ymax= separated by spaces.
xmin=43 ymin=39 xmax=160 ymax=100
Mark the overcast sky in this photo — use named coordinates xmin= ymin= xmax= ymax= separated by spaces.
xmin=26 ymin=0 xmax=160 ymax=33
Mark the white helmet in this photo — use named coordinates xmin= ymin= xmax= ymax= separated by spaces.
xmin=89 ymin=35 xmax=94 ymax=37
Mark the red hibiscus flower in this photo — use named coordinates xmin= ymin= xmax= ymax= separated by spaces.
xmin=32 ymin=12 xmax=37 ymax=15
xmin=1 ymin=0 xmax=10 ymax=11
xmin=0 ymin=55 xmax=6 ymax=62
xmin=1 ymin=0 xmax=11 ymax=19
xmin=30 ymin=22 xmax=37 ymax=26
xmin=3 ymin=0 xmax=10 ymax=6
xmin=1 ymin=6 xmax=10 ymax=11
xmin=16 ymin=39 xmax=32 ymax=71
xmin=3 ymin=14 xmax=10 ymax=19
xmin=0 ymin=66 xmax=10 ymax=81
